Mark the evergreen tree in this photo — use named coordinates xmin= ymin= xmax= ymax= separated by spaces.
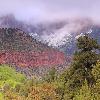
xmin=60 ymin=34 xmax=100 ymax=100
xmin=91 ymin=61 xmax=100 ymax=99
xmin=74 ymin=79 xmax=94 ymax=100
xmin=72 ymin=34 xmax=99 ymax=85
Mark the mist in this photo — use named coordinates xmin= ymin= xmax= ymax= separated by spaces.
xmin=0 ymin=0 xmax=100 ymax=23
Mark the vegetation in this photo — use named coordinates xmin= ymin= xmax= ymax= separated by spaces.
xmin=0 ymin=34 xmax=100 ymax=100
xmin=0 ymin=65 xmax=26 ymax=99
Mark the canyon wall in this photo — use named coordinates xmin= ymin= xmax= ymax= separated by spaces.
xmin=0 ymin=50 xmax=67 ymax=68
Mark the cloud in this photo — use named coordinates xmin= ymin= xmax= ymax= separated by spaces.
xmin=40 ymin=19 xmax=92 ymax=46
xmin=0 ymin=0 xmax=100 ymax=23
xmin=0 ymin=0 xmax=99 ymax=47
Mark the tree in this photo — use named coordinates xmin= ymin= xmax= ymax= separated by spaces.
xmin=92 ymin=61 xmax=100 ymax=81
xmin=59 ymin=34 xmax=100 ymax=100
xmin=73 ymin=62 xmax=100 ymax=100
xmin=91 ymin=61 xmax=100 ymax=100
xmin=73 ymin=79 xmax=94 ymax=100
xmin=73 ymin=34 xmax=99 ymax=85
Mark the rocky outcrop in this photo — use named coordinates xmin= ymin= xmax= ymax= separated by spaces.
xmin=0 ymin=50 xmax=66 ymax=67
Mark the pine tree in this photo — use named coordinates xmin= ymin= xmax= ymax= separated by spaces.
xmin=60 ymin=34 xmax=100 ymax=100
xmin=91 ymin=61 xmax=100 ymax=100
xmin=72 ymin=34 xmax=99 ymax=85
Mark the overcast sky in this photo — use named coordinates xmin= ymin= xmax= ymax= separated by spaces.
xmin=0 ymin=0 xmax=99 ymax=23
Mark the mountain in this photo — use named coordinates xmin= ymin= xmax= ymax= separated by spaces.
xmin=0 ymin=15 xmax=100 ymax=55
xmin=0 ymin=28 xmax=69 ymax=77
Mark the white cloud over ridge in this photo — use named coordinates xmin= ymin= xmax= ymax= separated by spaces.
xmin=0 ymin=0 xmax=99 ymax=47
xmin=40 ymin=19 xmax=92 ymax=47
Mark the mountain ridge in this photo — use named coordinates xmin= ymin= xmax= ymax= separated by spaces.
xmin=0 ymin=15 xmax=100 ymax=54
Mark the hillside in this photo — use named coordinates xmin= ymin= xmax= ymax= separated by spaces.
xmin=0 ymin=28 xmax=68 ymax=76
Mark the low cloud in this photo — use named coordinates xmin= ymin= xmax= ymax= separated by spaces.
xmin=0 ymin=0 xmax=100 ymax=23
xmin=40 ymin=19 xmax=92 ymax=46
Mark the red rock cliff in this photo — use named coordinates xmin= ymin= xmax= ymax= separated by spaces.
xmin=0 ymin=50 xmax=66 ymax=67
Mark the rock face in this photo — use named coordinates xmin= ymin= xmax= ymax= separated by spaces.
xmin=0 ymin=28 xmax=67 ymax=69
xmin=0 ymin=50 xmax=66 ymax=67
